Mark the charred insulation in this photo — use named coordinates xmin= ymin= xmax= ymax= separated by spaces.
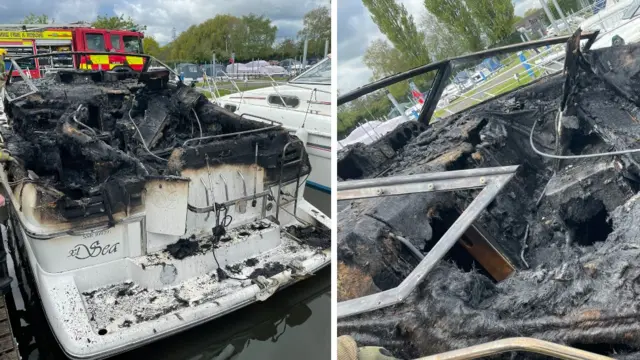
xmin=2 ymin=70 xmax=310 ymax=223
xmin=337 ymin=42 xmax=640 ymax=358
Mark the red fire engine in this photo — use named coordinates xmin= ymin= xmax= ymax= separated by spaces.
xmin=0 ymin=24 xmax=145 ymax=79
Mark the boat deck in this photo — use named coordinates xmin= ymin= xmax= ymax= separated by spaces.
xmin=0 ymin=296 xmax=19 ymax=360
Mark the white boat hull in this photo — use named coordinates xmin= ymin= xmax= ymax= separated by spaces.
xmin=8 ymin=199 xmax=328 ymax=359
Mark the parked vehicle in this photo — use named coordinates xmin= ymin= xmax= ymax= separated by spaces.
xmin=0 ymin=24 xmax=144 ymax=79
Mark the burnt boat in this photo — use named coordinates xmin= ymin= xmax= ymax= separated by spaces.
xmin=336 ymin=31 xmax=640 ymax=359
xmin=0 ymin=53 xmax=330 ymax=359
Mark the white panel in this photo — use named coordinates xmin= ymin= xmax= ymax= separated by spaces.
xmin=144 ymin=179 xmax=189 ymax=235
xmin=127 ymin=221 xmax=142 ymax=257
xmin=30 ymin=226 xmax=126 ymax=273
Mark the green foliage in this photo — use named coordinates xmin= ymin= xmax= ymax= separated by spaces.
xmin=274 ymin=39 xmax=299 ymax=58
xmin=162 ymin=14 xmax=278 ymax=63
xmin=143 ymin=36 xmax=161 ymax=57
xmin=419 ymin=12 xmax=470 ymax=61
xmin=362 ymin=39 xmax=417 ymax=99
xmin=92 ymin=14 xmax=146 ymax=31
xmin=236 ymin=14 xmax=277 ymax=60
xmin=425 ymin=0 xmax=515 ymax=50
xmin=524 ymin=8 xmax=543 ymax=17
xmin=424 ymin=0 xmax=484 ymax=51
xmin=21 ymin=13 xmax=51 ymax=24
xmin=298 ymin=6 xmax=331 ymax=57
xmin=363 ymin=0 xmax=431 ymax=66
xmin=338 ymin=92 xmax=391 ymax=138
xmin=467 ymin=0 xmax=516 ymax=45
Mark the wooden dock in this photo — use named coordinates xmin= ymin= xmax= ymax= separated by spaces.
xmin=0 ymin=296 xmax=19 ymax=360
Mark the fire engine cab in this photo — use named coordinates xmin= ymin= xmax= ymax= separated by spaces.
xmin=1 ymin=24 xmax=145 ymax=79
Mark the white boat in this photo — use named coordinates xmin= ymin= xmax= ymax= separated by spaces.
xmin=215 ymin=56 xmax=332 ymax=194
xmin=578 ymin=0 xmax=640 ymax=49
xmin=0 ymin=60 xmax=330 ymax=359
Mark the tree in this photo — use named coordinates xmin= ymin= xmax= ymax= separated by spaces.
xmin=424 ymin=0 xmax=484 ymax=51
xmin=161 ymin=14 xmax=277 ymax=63
xmin=143 ymin=36 xmax=161 ymax=57
xmin=524 ymin=8 xmax=543 ymax=17
xmin=419 ymin=12 xmax=470 ymax=61
xmin=362 ymin=0 xmax=431 ymax=67
xmin=298 ymin=6 xmax=331 ymax=57
xmin=467 ymin=0 xmax=516 ymax=45
xmin=21 ymin=13 xmax=51 ymax=24
xmin=274 ymin=39 xmax=299 ymax=59
xmin=236 ymin=15 xmax=277 ymax=60
xmin=425 ymin=0 xmax=516 ymax=49
xmin=363 ymin=39 xmax=413 ymax=98
xmin=92 ymin=14 xmax=146 ymax=31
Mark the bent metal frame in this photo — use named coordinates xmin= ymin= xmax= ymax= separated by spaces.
xmin=337 ymin=165 xmax=519 ymax=318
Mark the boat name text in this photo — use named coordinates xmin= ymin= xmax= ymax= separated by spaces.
xmin=68 ymin=241 xmax=119 ymax=259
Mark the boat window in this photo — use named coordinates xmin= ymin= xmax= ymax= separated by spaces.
xmin=110 ymin=35 xmax=122 ymax=51
xmin=86 ymin=33 xmax=106 ymax=51
xmin=123 ymin=36 xmax=142 ymax=53
xmin=224 ymin=104 xmax=237 ymax=112
xmin=622 ymin=0 xmax=640 ymax=19
xmin=268 ymin=95 xmax=300 ymax=108
xmin=290 ymin=58 xmax=331 ymax=85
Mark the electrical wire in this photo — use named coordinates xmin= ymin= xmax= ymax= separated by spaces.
xmin=210 ymin=203 xmax=249 ymax=282
xmin=72 ymin=104 xmax=97 ymax=136
xmin=127 ymin=97 xmax=168 ymax=163
xmin=529 ymin=109 xmax=640 ymax=159
xmin=191 ymin=108 xmax=204 ymax=144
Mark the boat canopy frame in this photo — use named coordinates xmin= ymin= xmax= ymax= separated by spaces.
xmin=337 ymin=31 xmax=600 ymax=126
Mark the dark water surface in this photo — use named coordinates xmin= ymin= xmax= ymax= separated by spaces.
xmin=7 ymin=186 xmax=331 ymax=359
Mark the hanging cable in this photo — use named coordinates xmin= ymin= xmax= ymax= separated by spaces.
xmin=210 ymin=203 xmax=250 ymax=282
xmin=191 ymin=108 xmax=203 ymax=144
xmin=529 ymin=109 xmax=640 ymax=159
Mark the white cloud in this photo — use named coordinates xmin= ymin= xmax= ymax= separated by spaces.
xmin=113 ymin=0 xmax=324 ymax=44
xmin=514 ymin=0 xmax=541 ymax=16
xmin=337 ymin=0 xmax=415 ymax=93
xmin=0 ymin=0 xmax=323 ymax=45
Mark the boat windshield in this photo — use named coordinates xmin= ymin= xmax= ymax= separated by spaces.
xmin=290 ymin=57 xmax=331 ymax=85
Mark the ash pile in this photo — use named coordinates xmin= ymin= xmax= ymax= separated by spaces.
xmin=338 ymin=39 xmax=640 ymax=358
xmin=1 ymin=69 xmax=307 ymax=223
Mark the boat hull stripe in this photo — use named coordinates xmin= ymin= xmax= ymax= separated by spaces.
xmin=306 ymin=180 xmax=331 ymax=193
xmin=307 ymin=142 xmax=331 ymax=151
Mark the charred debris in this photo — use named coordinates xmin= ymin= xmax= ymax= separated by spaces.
xmin=1 ymin=69 xmax=309 ymax=224
xmin=338 ymin=38 xmax=640 ymax=358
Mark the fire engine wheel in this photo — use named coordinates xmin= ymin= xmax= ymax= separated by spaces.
xmin=111 ymin=65 xmax=135 ymax=73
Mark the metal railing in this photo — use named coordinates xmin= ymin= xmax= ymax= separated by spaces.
xmin=415 ymin=338 xmax=614 ymax=360
xmin=337 ymin=165 xmax=519 ymax=318
xmin=337 ymin=32 xmax=599 ymax=129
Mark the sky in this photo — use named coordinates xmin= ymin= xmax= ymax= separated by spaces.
xmin=338 ymin=0 xmax=543 ymax=93
xmin=0 ymin=0 xmax=328 ymax=44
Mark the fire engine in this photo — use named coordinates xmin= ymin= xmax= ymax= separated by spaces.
xmin=0 ymin=24 xmax=145 ymax=79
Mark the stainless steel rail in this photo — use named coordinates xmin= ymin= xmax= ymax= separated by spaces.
xmin=337 ymin=166 xmax=519 ymax=318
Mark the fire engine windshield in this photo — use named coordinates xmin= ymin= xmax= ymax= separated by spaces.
xmin=86 ymin=34 xmax=106 ymax=52
xmin=124 ymin=36 xmax=143 ymax=53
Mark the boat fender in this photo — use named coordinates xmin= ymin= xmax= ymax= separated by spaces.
xmin=255 ymin=276 xmax=284 ymax=301
xmin=294 ymin=128 xmax=309 ymax=147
